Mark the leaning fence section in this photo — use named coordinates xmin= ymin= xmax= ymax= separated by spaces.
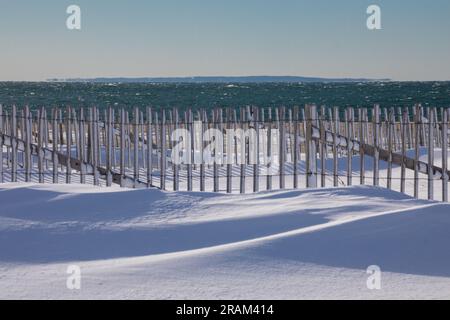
xmin=0 ymin=104 xmax=449 ymax=201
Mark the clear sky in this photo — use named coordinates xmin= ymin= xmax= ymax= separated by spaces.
xmin=0 ymin=0 xmax=449 ymax=81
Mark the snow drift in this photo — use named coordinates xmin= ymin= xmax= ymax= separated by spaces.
xmin=1 ymin=182 xmax=450 ymax=299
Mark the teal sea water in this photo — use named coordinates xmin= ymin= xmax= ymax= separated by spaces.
xmin=0 ymin=82 xmax=449 ymax=111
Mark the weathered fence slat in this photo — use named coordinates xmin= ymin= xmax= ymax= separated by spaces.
xmin=320 ymin=106 xmax=326 ymax=188
xmin=306 ymin=105 xmax=317 ymax=188
xmin=239 ymin=108 xmax=246 ymax=194
xmin=38 ymin=108 xmax=45 ymax=183
xmin=428 ymin=108 xmax=435 ymax=200
xmin=413 ymin=105 xmax=420 ymax=198
xmin=373 ymin=105 xmax=380 ymax=186
xmin=333 ymin=107 xmax=339 ymax=187
xmin=24 ymin=106 xmax=32 ymax=182
xmin=146 ymin=107 xmax=153 ymax=188
xmin=160 ymin=109 xmax=166 ymax=190
xmin=120 ymin=108 xmax=126 ymax=187
xmin=11 ymin=106 xmax=18 ymax=182
xmin=359 ymin=108 xmax=365 ymax=185
xmin=0 ymin=105 xmax=3 ymax=183
xmin=443 ymin=109 xmax=448 ymax=202
xmin=293 ymin=106 xmax=299 ymax=189
xmin=400 ymin=109 xmax=407 ymax=193
xmin=187 ymin=109 xmax=194 ymax=192
xmin=253 ymin=107 xmax=260 ymax=193
xmin=52 ymin=108 xmax=59 ymax=183
xmin=279 ymin=107 xmax=285 ymax=190
xmin=173 ymin=108 xmax=180 ymax=192
xmin=79 ymin=108 xmax=86 ymax=184
xmin=93 ymin=107 xmax=101 ymax=186
xmin=213 ymin=109 xmax=219 ymax=193
xmin=200 ymin=109 xmax=206 ymax=192
xmin=266 ymin=107 xmax=273 ymax=191
xmin=133 ymin=107 xmax=139 ymax=188
xmin=106 ymin=107 xmax=113 ymax=187
xmin=346 ymin=108 xmax=352 ymax=186
xmin=387 ymin=110 xmax=393 ymax=189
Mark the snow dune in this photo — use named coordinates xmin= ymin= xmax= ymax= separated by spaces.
xmin=1 ymin=182 xmax=450 ymax=299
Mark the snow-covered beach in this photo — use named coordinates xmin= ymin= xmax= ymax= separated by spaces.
xmin=2 ymin=0 xmax=450 ymax=303
xmin=1 ymin=148 xmax=450 ymax=299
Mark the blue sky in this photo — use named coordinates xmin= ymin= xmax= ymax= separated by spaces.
xmin=0 ymin=0 xmax=449 ymax=81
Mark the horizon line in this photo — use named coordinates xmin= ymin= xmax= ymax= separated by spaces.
xmin=2 ymin=75 xmax=450 ymax=83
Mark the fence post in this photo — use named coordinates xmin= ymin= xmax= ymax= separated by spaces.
xmin=4 ymin=110 xmax=9 ymax=170
xmin=5 ymin=110 xmax=10 ymax=170
xmin=173 ymin=108 xmax=180 ymax=191
xmin=38 ymin=108 xmax=45 ymax=183
xmin=406 ymin=107 xmax=413 ymax=149
xmin=66 ymin=107 xmax=72 ymax=184
xmin=146 ymin=107 xmax=153 ymax=188
xmin=253 ymin=107 xmax=260 ymax=193
xmin=224 ymin=108 xmax=232 ymax=193
xmin=420 ymin=105 xmax=426 ymax=146
xmin=346 ymin=108 xmax=352 ymax=186
xmin=200 ymin=109 xmax=206 ymax=192
xmin=394 ymin=108 xmax=400 ymax=151
xmin=79 ymin=108 xmax=86 ymax=183
xmin=153 ymin=112 xmax=159 ymax=172
xmin=42 ymin=109 xmax=48 ymax=171
xmin=239 ymin=108 xmax=246 ymax=194
xmin=373 ymin=105 xmax=380 ymax=186
xmin=219 ymin=108 xmax=224 ymax=172
xmin=434 ymin=108 xmax=440 ymax=147
xmin=400 ymin=109 xmax=407 ymax=193
xmin=140 ymin=111 xmax=145 ymax=172
xmin=94 ymin=107 xmax=101 ymax=185
xmin=24 ymin=106 xmax=32 ymax=182
xmin=188 ymin=108 xmax=194 ymax=192
xmin=105 ymin=107 xmax=113 ymax=186
xmin=112 ymin=109 xmax=117 ymax=170
xmin=279 ymin=107 xmax=285 ymax=189
xmin=387 ymin=110 xmax=393 ymax=189
xmin=0 ymin=105 xmax=5 ymax=180
xmin=11 ymin=105 xmax=17 ymax=182
xmin=119 ymin=109 xmax=126 ymax=187
xmin=19 ymin=110 xmax=24 ymax=171
xmin=0 ymin=105 xmax=3 ymax=183
xmin=359 ymin=108 xmax=365 ymax=185
xmin=125 ymin=112 xmax=130 ymax=169
xmin=412 ymin=106 xmax=418 ymax=146
xmin=73 ymin=109 xmax=80 ymax=163
xmin=306 ymin=105 xmax=317 ymax=188
xmin=52 ymin=108 xmax=59 ymax=183
xmin=160 ymin=109 xmax=166 ymax=190
xmin=87 ymin=108 xmax=93 ymax=166
xmin=428 ymin=108 xmax=435 ymax=200
xmin=212 ymin=109 xmax=219 ymax=192
xmin=333 ymin=106 xmax=339 ymax=187
xmin=442 ymin=109 xmax=448 ymax=202
xmin=414 ymin=105 xmax=420 ymax=198
xmin=382 ymin=108 xmax=388 ymax=149
xmin=288 ymin=108 xmax=294 ymax=178
xmin=293 ymin=106 xmax=299 ymax=189
xmin=58 ymin=109 xmax=63 ymax=169
xmin=320 ymin=106 xmax=326 ymax=187
xmin=132 ymin=107 xmax=139 ymax=188
xmin=266 ymin=107 xmax=273 ymax=191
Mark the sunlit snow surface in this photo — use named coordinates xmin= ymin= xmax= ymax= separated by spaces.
xmin=1 ymin=150 xmax=450 ymax=299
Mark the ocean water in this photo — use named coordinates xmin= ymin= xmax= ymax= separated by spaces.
xmin=0 ymin=81 xmax=449 ymax=111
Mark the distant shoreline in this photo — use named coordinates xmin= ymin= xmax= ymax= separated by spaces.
xmin=46 ymin=76 xmax=391 ymax=84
